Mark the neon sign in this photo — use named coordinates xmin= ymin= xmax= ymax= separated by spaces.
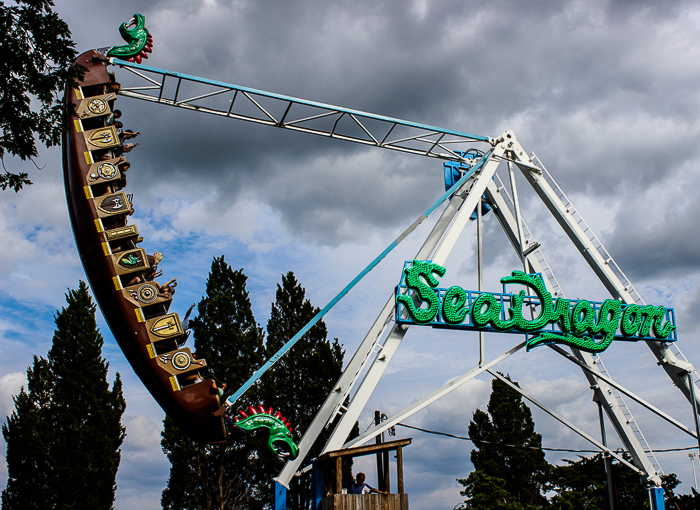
xmin=395 ymin=261 xmax=677 ymax=353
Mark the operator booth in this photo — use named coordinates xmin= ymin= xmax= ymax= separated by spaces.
xmin=312 ymin=438 xmax=411 ymax=510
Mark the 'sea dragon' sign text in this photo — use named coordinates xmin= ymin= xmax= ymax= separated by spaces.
xmin=395 ymin=261 xmax=676 ymax=353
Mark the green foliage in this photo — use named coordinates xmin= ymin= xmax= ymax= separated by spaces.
xmin=1 ymin=281 xmax=126 ymax=510
xmin=456 ymin=375 xmax=548 ymax=509
xmin=549 ymin=452 xmax=680 ymax=510
xmin=0 ymin=0 xmax=82 ymax=191
xmin=161 ymin=264 xmax=353 ymax=510
xmin=674 ymin=487 xmax=700 ymax=509
xmin=161 ymin=256 xmax=266 ymax=510
xmin=260 ymin=272 xmax=349 ymax=510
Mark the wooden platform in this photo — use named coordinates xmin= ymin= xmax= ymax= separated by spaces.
xmin=322 ymin=494 xmax=408 ymax=510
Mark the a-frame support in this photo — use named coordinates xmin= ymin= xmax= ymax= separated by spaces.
xmin=278 ymin=130 xmax=700 ymax=508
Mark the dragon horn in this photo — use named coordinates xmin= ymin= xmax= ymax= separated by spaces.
xmin=257 ymin=405 xmax=266 ymax=414
xmin=267 ymin=407 xmax=274 ymax=415
xmin=233 ymin=416 xmax=240 ymax=422
xmin=286 ymin=423 xmax=293 ymax=432
xmin=238 ymin=410 xmax=248 ymax=418
xmin=135 ymin=55 xmax=142 ymax=64
xmin=274 ymin=411 xmax=282 ymax=419
xmin=248 ymin=406 xmax=258 ymax=415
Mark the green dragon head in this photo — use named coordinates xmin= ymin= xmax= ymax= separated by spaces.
xmin=230 ymin=406 xmax=299 ymax=459
xmin=107 ymin=13 xmax=153 ymax=63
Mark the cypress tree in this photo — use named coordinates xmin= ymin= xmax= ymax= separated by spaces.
xmin=1 ymin=281 xmax=126 ymax=510
xmin=456 ymin=374 xmax=549 ymax=509
xmin=161 ymin=256 xmax=266 ymax=510
xmin=260 ymin=272 xmax=347 ymax=510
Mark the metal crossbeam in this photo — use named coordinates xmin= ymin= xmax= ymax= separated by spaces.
xmin=111 ymin=59 xmax=491 ymax=162
xmin=343 ymin=341 xmax=526 ymax=449
xmin=488 ymin=370 xmax=645 ymax=476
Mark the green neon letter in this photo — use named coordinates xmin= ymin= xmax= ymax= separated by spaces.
xmin=620 ymin=304 xmax=642 ymax=337
xmin=396 ymin=260 xmax=446 ymax=324
xmin=470 ymin=294 xmax=501 ymax=328
xmin=637 ymin=305 xmax=664 ymax=337
xmin=590 ymin=299 xmax=622 ymax=345
xmin=652 ymin=306 xmax=676 ymax=339
xmin=550 ymin=298 xmax=571 ymax=332
xmin=571 ymin=300 xmax=595 ymax=335
xmin=500 ymin=271 xmax=553 ymax=331
xmin=442 ymin=286 xmax=468 ymax=325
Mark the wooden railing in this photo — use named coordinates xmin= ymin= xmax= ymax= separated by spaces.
xmin=322 ymin=493 xmax=408 ymax=510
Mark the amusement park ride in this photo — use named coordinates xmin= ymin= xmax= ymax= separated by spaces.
xmin=63 ymin=14 xmax=697 ymax=510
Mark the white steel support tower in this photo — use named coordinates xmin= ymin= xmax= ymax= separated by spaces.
xmin=112 ymin=59 xmax=700 ymax=508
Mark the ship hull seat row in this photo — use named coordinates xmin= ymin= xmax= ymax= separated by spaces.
xmin=63 ymin=50 xmax=226 ymax=443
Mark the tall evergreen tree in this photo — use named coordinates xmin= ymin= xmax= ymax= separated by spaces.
xmin=1 ymin=281 xmax=126 ymax=510
xmin=161 ymin=256 xmax=266 ymax=510
xmin=260 ymin=272 xmax=348 ymax=510
xmin=456 ymin=374 xmax=549 ymax=510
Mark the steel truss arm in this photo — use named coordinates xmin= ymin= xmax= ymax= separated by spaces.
xmin=343 ymin=341 xmax=527 ymax=448
xmin=111 ymin=59 xmax=491 ymax=163
xmin=275 ymin=145 xmax=506 ymax=487
xmin=315 ymin=147 xmax=505 ymax=453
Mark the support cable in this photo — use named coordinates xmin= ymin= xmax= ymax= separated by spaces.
xmin=224 ymin=150 xmax=494 ymax=407
xmin=395 ymin=423 xmax=700 ymax=454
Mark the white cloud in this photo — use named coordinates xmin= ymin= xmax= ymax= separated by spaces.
xmin=0 ymin=372 xmax=26 ymax=423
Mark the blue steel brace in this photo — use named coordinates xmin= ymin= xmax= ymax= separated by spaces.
xmin=649 ymin=487 xmax=665 ymax=510
xmin=224 ymin=150 xmax=494 ymax=407
xmin=312 ymin=461 xmax=325 ymax=510
xmin=275 ymin=481 xmax=287 ymax=510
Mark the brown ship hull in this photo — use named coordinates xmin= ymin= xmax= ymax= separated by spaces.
xmin=63 ymin=50 xmax=226 ymax=444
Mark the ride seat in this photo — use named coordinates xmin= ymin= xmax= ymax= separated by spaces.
xmin=85 ymin=157 xmax=123 ymax=186
xmin=75 ymin=93 xmax=116 ymax=120
xmin=153 ymin=347 xmax=207 ymax=377
xmin=92 ymin=191 xmax=132 ymax=218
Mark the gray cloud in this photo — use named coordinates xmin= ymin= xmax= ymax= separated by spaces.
xmin=3 ymin=0 xmax=700 ymax=507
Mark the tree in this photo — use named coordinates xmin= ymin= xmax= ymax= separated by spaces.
xmin=259 ymin=272 xmax=350 ymax=510
xmin=456 ymin=374 xmax=549 ymax=509
xmin=161 ymin=266 xmax=354 ymax=510
xmin=549 ymin=452 xmax=680 ymax=510
xmin=1 ymin=281 xmax=126 ymax=510
xmin=161 ymin=256 xmax=267 ymax=510
xmin=0 ymin=0 xmax=82 ymax=192
xmin=674 ymin=487 xmax=700 ymax=509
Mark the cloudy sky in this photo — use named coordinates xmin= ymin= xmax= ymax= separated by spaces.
xmin=3 ymin=0 xmax=700 ymax=508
